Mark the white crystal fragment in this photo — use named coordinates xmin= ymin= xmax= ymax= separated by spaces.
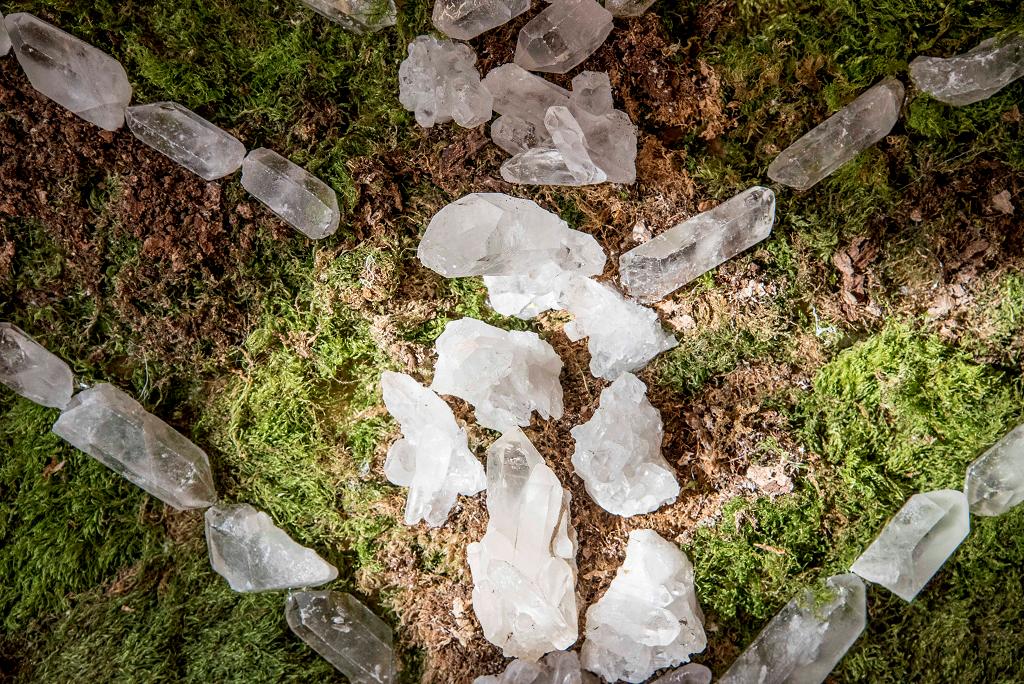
xmin=205 ymin=503 xmax=338 ymax=592
xmin=501 ymin=107 xmax=607 ymax=186
xmin=910 ymin=36 xmax=1024 ymax=106
xmin=604 ymin=0 xmax=656 ymax=17
xmin=491 ymin=114 xmax=547 ymax=154
xmin=299 ymin=0 xmax=397 ymax=34
xmin=474 ymin=650 xmax=597 ymax=683
xmin=433 ymin=0 xmax=530 ymax=40
xmin=650 ymin=664 xmax=713 ymax=684
xmin=0 ymin=322 xmax=73 ymax=409
xmin=567 ymin=72 xmax=637 ymax=184
xmin=241 ymin=148 xmax=340 ymax=239
xmin=125 ymin=102 xmax=246 ymax=180
xmin=484 ymin=63 xmax=571 ymax=135
xmin=0 ymin=13 xmax=11 ymax=55
xmin=399 ymin=35 xmax=493 ymax=129
xmin=964 ymin=423 xmax=1024 ymax=516
xmin=515 ymin=0 xmax=613 ymax=74
xmin=851 ymin=489 xmax=969 ymax=602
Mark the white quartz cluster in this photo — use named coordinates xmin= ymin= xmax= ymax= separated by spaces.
xmin=1 ymin=322 xmax=74 ymax=409
xmin=399 ymin=35 xmax=493 ymax=129
xmin=910 ymin=36 xmax=1024 ymax=107
xmin=474 ymin=651 xmax=597 ymax=683
xmin=964 ymin=424 xmax=1024 ymax=516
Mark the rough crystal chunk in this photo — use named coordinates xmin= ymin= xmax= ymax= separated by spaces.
xmin=651 ymin=664 xmax=713 ymax=684
xmin=767 ymin=78 xmax=904 ymax=191
xmin=205 ymin=503 xmax=338 ymax=592
xmin=582 ymin=529 xmax=706 ymax=683
xmin=483 ymin=63 xmax=571 ymax=133
xmin=604 ymin=0 xmax=657 ymax=17
xmin=567 ymin=72 xmax=637 ymax=184
xmin=125 ymin=102 xmax=246 ymax=181
xmin=501 ymin=107 xmax=607 ymax=186
xmin=719 ymin=574 xmax=866 ymax=684
xmin=0 ymin=13 xmax=11 ymax=55
xmin=964 ymin=424 xmax=1024 ymax=516
xmin=474 ymin=650 xmax=597 ymax=683
xmin=491 ymin=115 xmax=546 ymax=155
xmin=241 ymin=148 xmax=340 ymax=239
xmin=850 ymin=490 xmax=969 ymax=602
xmin=52 ymin=384 xmax=216 ymax=509
xmin=381 ymin=371 xmax=485 ymax=527
xmin=620 ymin=187 xmax=777 ymax=302
xmin=286 ymin=591 xmax=396 ymax=683
xmin=515 ymin=0 xmax=613 ymax=74
xmin=433 ymin=0 xmax=530 ymax=40
xmin=0 ymin=322 xmax=74 ymax=409
xmin=910 ymin=37 xmax=1024 ymax=106
xmin=468 ymin=428 xmax=579 ymax=660
xmin=299 ymin=0 xmax=397 ymax=34
xmin=399 ymin=35 xmax=493 ymax=129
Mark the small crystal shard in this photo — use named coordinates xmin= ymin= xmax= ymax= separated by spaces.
xmin=964 ymin=424 xmax=1024 ymax=516
xmin=286 ymin=591 xmax=396 ymax=683
xmin=468 ymin=428 xmax=579 ymax=660
xmin=604 ymin=0 xmax=656 ymax=17
xmin=433 ymin=0 xmax=530 ymax=40
xmin=381 ymin=371 xmax=486 ymax=527
xmin=125 ymin=102 xmax=246 ymax=180
xmin=0 ymin=322 xmax=74 ymax=409
xmin=399 ymin=35 xmax=493 ymax=129
xmin=0 ymin=14 xmax=11 ymax=55
xmin=582 ymin=529 xmax=706 ymax=683
xmin=474 ymin=651 xmax=597 ymax=683
xmin=483 ymin=63 xmax=571 ymax=134
xmin=850 ymin=489 xmax=969 ymax=602
xmin=910 ymin=37 xmax=1024 ymax=106
xmin=651 ymin=664 xmax=713 ymax=684
xmin=299 ymin=0 xmax=397 ymax=34
xmin=719 ymin=573 xmax=866 ymax=684
xmin=241 ymin=148 xmax=340 ymax=239
xmin=619 ymin=186 xmax=777 ymax=303
xmin=515 ymin=0 xmax=613 ymax=74
xmin=52 ymin=384 xmax=216 ymax=509
xmin=205 ymin=503 xmax=338 ymax=592
xmin=767 ymin=77 xmax=904 ymax=191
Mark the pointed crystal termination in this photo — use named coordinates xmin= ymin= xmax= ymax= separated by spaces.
xmin=399 ymin=35 xmax=493 ymax=129
xmin=431 ymin=319 xmax=564 ymax=431
xmin=571 ymin=373 xmax=679 ymax=516
xmin=474 ymin=651 xmax=598 ymax=683
xmin=604 ymin=0 xmax=657 ymax=17
xmin=719 ymin=573 xmax=866 ymax=684
xmin=468 ymin=428 xmax=579 ymax=660
xmin=205 ymin=504 xmax=338 ymax=592
xmin=767 ymin=77 xmax=904 ymax=191
xmin=620 ymin=187 xmax=777 ymax=303
xmin=432 ymin=0 xmax=530 ymax=40
xmin=515 ymin=0 xmax=613 ymax=74
xmin=299 ymin=0 xmax=397 ymax=34
xmin=125 ymin=102 xmax=246 ymax=181
xmin=286 ymin=591 xmax=397 ymax=684
xmin=910 ymin=36 xmax=1024 ymax=107
xmin=964 ymin=424 xmax=1024 ymax=516
xmin=501 ymin=106 xmax=607 ymax=186
xmin=483 ymin=64 xmax=571 ymax=134
xmin=0 ymin=13 xmax=11 ymax=55
xmin=6 ymin=13 xmax=133 ymax=131
xmin=651 ymin=664 xmax=713 ymax=684
xmin=851 ymin=490 xmax=969 ymax=602
xmin=0 ymin=322 xmax=74 ymax=409
xmin=582 ymin=530 xmax=706 ymax=683
xmin=381 ymin=371 xmax=486 ymax=527
xmin=241 ymin=148 xmax=340 ymax=239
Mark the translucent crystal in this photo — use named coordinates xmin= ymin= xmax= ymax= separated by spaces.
xmin=433 ymin=0 xmax=530 ymax=40
xmin=483 ymin=63 xmax=570 ymax=133
xmin=650 ymin=664 xmax=713 ymax=684
xmin=286 ymin=591 xmax=396 ymax=684
xmin=719 ymin=574 xmax=866 ymax=684
xmin=381 ymin=371 xmax=485 ymax=527
xmin=0 ymin=13 xmax=11 ymax=55
xmin=52 ymin=384 xmax=216 ymax=510
xmin=0 ymin=322 xmax=74 ymax=409
xmin=6 ymin=13 xmax=132 ymax=131
xmin=241 ymin=148 xmax=340 ymax=239
xmin=125 ymin=102 xmax=246 ymax=181
xmin=910 ymin=37 xmax=1024 ymax=106
xmin=515 ymin=0 xmax=613 ymax=74
xmin=491 ymin=114 xmax=546 ymax=155
xmin=604 ymin=0 xmax=657 ymax=17
xmin=205 ymin=503 xmax=338 ymax=592
xmin=569 ymin=71 xmax=614 ymax=114
xmin=767 ymin=78 xmax=904 ymax=191
xmin=299 ymin=0 xmax=397 ymax=34
xmin=474 ymin=650 xmax=597 ymax=683
xmin=582 ymin=529 xmax=706 ymax=683
xmin=964 ymin=424 xmax=1024 ymax=516
xmin=850 ymin=490 xmax=969 ymax=602
xmin=399 ymin=35 xmax=493 ymax=129
xmin=619 ymin=186 xmax=777 ymax=303
xmin=501 ymin=107 xmax=607 ymax=186
xmin=468 ymin=428 xmax=579 ymax=660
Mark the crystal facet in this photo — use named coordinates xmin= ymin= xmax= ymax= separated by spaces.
xmin=604 ymin=0 xmax=657 ymax=17
xmin=241 ymin=148 xmax=340 ymax=239
xmin=474 ymin=650 xmax=597 ymax=683
xmin=567 ymin=75 xmax=637 ymax=184
xmin=432 ymin=0 xmax=530 ymax=40
xmin=0 ymin=322 xmax=74 ymax=409
xmin=650 ymin=664 xmax=713 ymax=684
xmin=964 ymin=424 xmax=1024 ymax=516
xmin=500 ymin=107 xmax=607 ymax=186
xmin=0 ymin=14 xmax=11 ymax=55
xmin=399 ymin=35 xmax=493 ymax=129
xmin=484 ymin=63 xmax=571 ymax=134
xmin=299 ymin=0 xmax=397 ymax=34
xmin=514 ymin=0 xmax=613 ymax=74
xmin=910 ymin=37 xmax=1024 ymax=107
xmin=125 ymin=102 xmax=246 ymax=181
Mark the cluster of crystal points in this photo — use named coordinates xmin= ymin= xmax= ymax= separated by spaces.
xmin=515 ymin=0 xmax=613 ymax=74
xmin=965 ymin=423 xmax=1024 ymax=516
xmin=433 ymin=0 xmax=529 ymax=40
xmin=299 ymin=0 xmax=397 ymax=34
xmin=910 ymin=36 xmax=1024 ymax=106
xmin=240 ymin=148 xmax=340 ymax=240
xmin=1 ymin=322 xmax=74 ymax=409
xmin=126 ymin=102 xmax=246 ymax=181
xmin=474 ymin=651 xmax=596 ymax=684
xmin=399 ymin=35 xmax=493 ymax=129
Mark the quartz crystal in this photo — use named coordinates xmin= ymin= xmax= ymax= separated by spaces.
xmin=52 ymin=384 xmax=217 ymax=509
xmin=241 ymin=148 xmax=340 ymax=239
xmin=6 ymin=13 xmax=132 ymax=131
xmin=964 ymin=424 xmax=1024 ymax=516
xmin=650 ymin=664 xmax=713 ymax=684
xmin=850 ymin=490 xmax=969 ymax=602
xmin=483 ymin=64 xmax=571 ymax=133
xmin=562 ymin=277 xmax=677 ymax=380
xmin=286 ymin=591 xmax=396 ymax=683
xmin=205 ymin=503 xmax=338 ymax=592
xmin=571 ymin=373 xmax=678 ymax=516
xmin=604 ymin=0 xmax=657 ymax=17
xmin=566 ymin=72 xmax=637 ymax=184
xmin=399 ymin=35 xmax=493 ymax=129
xmin=501 ymin=107 xmax=607 ymax=186
xmin=125 ymin=102 xmax=246 ymax=180
xmin=381 ymin=371 xmax=485 ymax=527
xmin=0 ymin=14 xmax=11 ymax=55
xmin=299 ymin=0 xmax=397 ymax=34
xmin=767 ymin=78 xmax=904 ymax=191
xmin=431 ymin=318 xmax=564 ymax=431
xmin=582 ymin=529 xmax=706 ymax=683
xmin=619 ymin=186 xmax=776 ymax=302
xmin=468 ymin=428 xmax=579 ymax=660
xmin=515 ymin=0 xmax=613 ymax=74
xmin=474 ymin=650 xmax=597 ymax=683
xmin=0 ymin=322 xmax=74 ymax=409
xmin=433 ymin=0 xmax=530 ymax=40
xmin=719 ymin=573 xmax=866 ymax=684
xmin=910 ymin=37 xmax=1024 ymax=106
xmin=491 ymin=115 xmax=547 ymax=155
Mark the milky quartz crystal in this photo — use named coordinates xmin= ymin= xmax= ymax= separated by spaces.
xmin=566 ymin=72 xmax=637 ymax=184
xmin=125 ymin=102 xmax=246 ymax=180
xmin=241 ymin=148 xmax=340 ymax=239
xmin=0 ymin=14 xmax=10 ymax=55
xmin=381 ymin=371 xmax=485 ymax=527
xmin=851 ymin=490 xmax=969 ymax=602
xmin=604 ymin=0 xmax=657 ymax=17
xmin=0 ymin=322 xmax=74 ymax=409
xmin=299 ymin=0 xmax=397 ymax=33
xmin=910 ymin=36 xmax=1024 ymax=106
xmin=433 ymin=0 xmax=530 ymax=40
xmin=468 ymin=428 xmax=579 ymax=660
xmin=515 ymin=0 xmax=613 ymax=74
xmin=474 ymin=651 xmax=597 ymax=683
xmin=582 ymin=530 xmax=706 ymax=683
xmin=52 ymin=384 xmax=217 ymax=510
xmin=964 ymin=424 xmax=1024 ymax=516
xmin=500 ymin=107 xmax=607 ymax=186
xmin=620 ymin=186 xmax=776 ymax=303
xmin=399 ymin=35 xmax=493 ymax=129
xmin=205 ymin=503 xmax=338 ymax=592
xmin=571 ymin=373 xmax=678 ymax=516
xmin=6 ymin=13 xmax=132 ymax=130
xmin=651 ymin=664 xmax=713 ymax=684
xmin=719 ymin=573 xmax=866 ymax=684
xmin=484 ymin=64 xmax=571 ymax=135
xmin=767 ymin=77 xmax=904 ymax=191
xmin=286 ymin=591 xmax=396 ymax=683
